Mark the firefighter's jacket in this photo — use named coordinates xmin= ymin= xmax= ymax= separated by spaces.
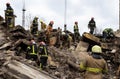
xmin=88 ymin=20 xmax=96 ymax=29
xmin=41 ymin=22 xmax=47 ymax=30
xmin=5 ymin=6 xmax=13 ymax=17
xmin=80 ymin=54 xmax=108 ymax=79
xmin=46 ymin=24 xmax=53 ymax=35
xmin=74 ymin=24 xmax=79 ymax=33
xmin=32 ymin=19 xmax=38 ymax=26
xmin=31 ymin=19 xmax=38 ymax=34
xmin=27 ymin=43 xmax=38 ymax=55
xmin=38 ymin=45 xmax=48 ymax=57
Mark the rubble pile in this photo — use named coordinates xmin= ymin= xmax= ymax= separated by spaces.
xmin=114 ymin=29 xmax=120 ymax=37
xmin=46 ymin=47 xmax=83 ymax=79
xmin=0 ymin=15 xmax=120 ymax=79
xmin=0 ymin=24 xmax=56 ymax=79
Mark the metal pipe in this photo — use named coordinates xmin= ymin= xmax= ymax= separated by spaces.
xmin=119 ymin=0 xmax=120 ymax=30
xmin=64 ymin=0 xmax=67 ymax=25
xmin=22 ymin=0 xmax=26 ymax=27
xmin=64 ymin=0 xmax=67 ymax=31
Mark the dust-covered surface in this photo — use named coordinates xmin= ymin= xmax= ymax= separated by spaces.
xmin=0 ymin=16 xmax=120 ymax=79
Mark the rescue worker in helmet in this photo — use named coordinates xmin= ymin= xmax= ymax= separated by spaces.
xmin=5 ymin=3 xmax=14 ymax=28
xmin=74 ymin=21 xmax=80 ymax=42
xmin=56 ymin=27 xmax=62 ymax=48
xmin=80 ymin=45 xmax=108 ymax=79
xmin=102 ymin=28 xmax=114 ymax=41
xmin=30 ymin=17 xmax=38 ymax=35
xmin=46 ymin=21 xmax=54 ymax=34
xmin=88 ymin=17 xmax=96 ymax=34
xmin=62 ymin=33 xmax=72 ymax=48
xmin=38 ymin=41 xmax=48 ymax=70
xmin=46 ymin=21 xmax=54 ymax=44
xmin=40 ymin=20 xmax=47 ymax=32
xmin=26 ymin=38 xmax=38 ymax=62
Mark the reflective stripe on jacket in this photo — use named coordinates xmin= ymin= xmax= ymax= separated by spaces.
xmin=5 ymin=6 xmax=13 ymax=16
xmin=33 ymin=19 xmax=38 ymax=26
xmin=80 ymin=55 xmax=108 ymax=79
xmin=86 ymin=67 xmax=103 ymax=73
xmin=39 ymin=45 xmax=48 ymax=57
xmin=27 ymin=44 xmax=37 ymax=55
xmin=74 ymin=24 xmax=79 ymax=32
xmin=88 ymin=20 xmax=96 ymax=28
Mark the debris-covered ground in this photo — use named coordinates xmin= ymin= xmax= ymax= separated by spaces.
xmin=0 ymin=16 xmax=120 ymax=79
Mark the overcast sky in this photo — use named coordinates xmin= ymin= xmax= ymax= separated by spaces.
xmin=0 ymin=0 xmax=119 ymax=34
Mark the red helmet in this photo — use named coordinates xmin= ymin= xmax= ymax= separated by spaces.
xmin=6 ymin=3 xmax=10 ymax=6
xmin=91 ymin=17 xmax=94 ymax=19
xmin=75 ymin=21 xmax=78 ymax=24
xmin=39 ymin=41 xmax=45 ymax=45
xmin=50 ymin=21 xmax=54 ymax=25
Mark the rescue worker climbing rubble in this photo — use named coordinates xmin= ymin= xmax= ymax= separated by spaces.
xmin=46 ymin=21 xmax=54 ymax=34
xmin=5 ymin=3 xmax=14 ymax=28
xmin=80 ymin=45 xmax=108 ymax=79
xmin=30 ymin=17 xmax=38 ymax=35
xmin=40 ymin=20 xmax=47 ymax=31
xmin=73 ymin=21 xmax=80 ymax=42
xmin=38 ymin=41 xmax=48 ymax=70
xmin=26 ymin=38 xmax=38 ymax=62
xmin=46 ymin=21 xmax=54 ymax=44
xmin=88 ymin=17 xmax=96 ymax=34
xmin=62 ymin=33 xmax=72 ymax=48
xmin=56 ymin=27 xmax=62 ymax=48
xmin=102 ymin=28 xmax=114 ymax=41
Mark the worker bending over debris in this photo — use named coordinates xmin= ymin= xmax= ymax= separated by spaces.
xmin=38 ymin=41 xmax=48 ymax=70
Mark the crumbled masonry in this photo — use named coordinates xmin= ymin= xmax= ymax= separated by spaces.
xmin=0 ymin=16 xmax=120 ymax=79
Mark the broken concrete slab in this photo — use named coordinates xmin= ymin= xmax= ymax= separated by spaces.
xmin=82 ymin=32 xmax=100 ymax=44
xmin=4 ymin=60 xmax=56 ymax=79
xmin=75 ymin=41 xmax=89 ymax=52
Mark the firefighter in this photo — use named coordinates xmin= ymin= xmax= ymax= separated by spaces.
xmin=80 ymin=45 xmax=108 ymax=79
xmin=63 ymin=33 xmax=72 ymax=48
xmin=88 ymin=17 xmax=96 ymax=34
xmin=102 ymin=28 xmax=114 ymax=41
xmin=5 ymin=3 xmax=14 ymax=28
xmin=46 ymin=21 xmax=54 ymax=34
xmin=74 ymin=21 xmax=80 ymax=42
xmin=38 ymin=41 xmax=48 ymax=70
xmin=46 ymin=21 xmax=54 ymax=44
xmin=26 ymin=38 xmax=38 ymax=62
xmin=30 ymin=17 xmax=38 ymax=35
xmin=40 ymin=20 xmax=47 ymax=31
xmin=56 ymin=27 xmax=62 ymax=48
